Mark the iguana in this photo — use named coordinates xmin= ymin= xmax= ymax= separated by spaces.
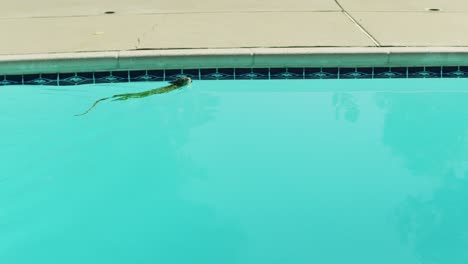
xmin=75 ymin=77 xmax=192 ymax=116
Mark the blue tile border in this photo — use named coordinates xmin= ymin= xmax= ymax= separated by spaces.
xmin=2 ymin=66 xmax=468 ymax=86
xmin=305 ymin=68 xmax=338 ymax=79
xmin=235 ymin=68 xmax=269 ymax=80
xmin=200 ymin=68 xmax=234 ymax=80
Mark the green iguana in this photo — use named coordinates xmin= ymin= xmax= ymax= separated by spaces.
xmin=75 ymin=77 xmax=192 ymax=116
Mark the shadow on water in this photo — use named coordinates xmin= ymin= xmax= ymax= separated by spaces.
xmin=0 ymin=83 xmax=247 ymax=264
xmin=376 ymin=90 xmax=468 ymax=263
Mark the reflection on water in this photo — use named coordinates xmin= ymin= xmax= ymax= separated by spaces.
xmin=376 ymin=91 xmax=468 ymax=178
xmin=377 ymin=89 xmax=468 ymax=263
xmin=332 ymin=93 xmax=360 ymax=123
xmin=395 ymin=171 xmax=468 ymax=264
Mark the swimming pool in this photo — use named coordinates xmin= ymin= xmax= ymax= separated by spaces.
xmin=1 ymin=78 xmax=467 ymax=263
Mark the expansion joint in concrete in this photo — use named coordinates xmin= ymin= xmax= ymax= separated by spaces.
xmin=333 ymin=0 xmax=381 ymax=47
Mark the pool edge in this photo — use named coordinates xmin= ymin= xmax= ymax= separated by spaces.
xmin=1 ymin=47 xmax=468 ymax=75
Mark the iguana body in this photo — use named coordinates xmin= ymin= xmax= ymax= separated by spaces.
xmin=75 ymin=77 xmax=192 ymax=116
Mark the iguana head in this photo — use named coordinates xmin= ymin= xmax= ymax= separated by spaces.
xmin=170 ymin=76 xmax=192 ymax=87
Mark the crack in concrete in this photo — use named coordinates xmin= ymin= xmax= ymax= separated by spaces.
xmin=334 ymin=0 xmax=381 ymax=47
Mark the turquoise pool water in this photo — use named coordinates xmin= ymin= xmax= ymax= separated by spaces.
xmin=1 ymin=79 xmax=468 ymax=263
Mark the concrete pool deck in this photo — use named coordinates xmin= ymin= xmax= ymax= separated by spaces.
xmin=1 ymin=0 xmax=468 ymax=74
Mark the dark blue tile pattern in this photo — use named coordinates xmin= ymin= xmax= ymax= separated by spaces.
xmin=270 ymin=68 xmax=303 ymax=79
xmin=305 ymin=68 xmax=338 ymax=79
xmin=339 ymin=67 xmax=373 ymax=79
xmin=443 ymin=66 xmax=468 ymax=78
xmin=1 ymin=66 xmax=468 ymax=86
xmin=200 ymin=68 xmax=234 ymax=80
xmin=1 ymin=75 xmax=23 ymax=85
xmin=164 ymin=69 xmax=184 ymax=82
xmin=181 ymin=69 xmax=200 ymax=80
xmin=426 ymin=67 xmax=442 ymax=77
xmin=129 ymin=70 xmax=148 ymax=82
xmin=373 ymin=67 xmax=407 ymax=78
xmin=59 ymin=72 xmax=94 ymax=85
xmin=129 ymin=70 xmax=164 ymax=82
xmin=408 ymin=67 xmax=441 ymax=78
xmin=23 ymin=74 xmax=57 ymax=85
xmin=235 ymin=68 xmax=269 ymax=80
xmin=94 ymin=71 xmax=128 ymax=83
xmin=460 ymin=66 xmax=468 ymax=74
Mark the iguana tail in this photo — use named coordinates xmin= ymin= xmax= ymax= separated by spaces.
xmin=74 ymin=96 xmax=112 ymax=116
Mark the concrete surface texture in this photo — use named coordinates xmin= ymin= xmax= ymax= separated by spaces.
xmin=1 ymin=0 xmax=468 ymax=56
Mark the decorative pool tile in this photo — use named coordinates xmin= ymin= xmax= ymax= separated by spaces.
xmin=164 ymin=69 xmax=184 ymax=82
xmin=1 ymin=66 xmax=468 ymax=86
xmin=408 ymin=67 xmax=441 ymax=78
xmin=443 ymin=66 xmax=468 ymax=78
xmin=270 ymin=68 xmax=303 ymax=79
xmin=235 ymin=68 xmax=269 ymax=80
xmin=23 ymin=74 xmax=58 ymax=85
xmin=200 ymin=68 xmax=234 ymax=80
xmin=339 ymin=68 xmax=373 ymax=79
xmin=1 ymin=75 xmax=23 ymax=85
xmin=94 ymin=71 xmax=128 ymax=83
xmin=373 ymin=67 xmax=407 ymax=78
xmin=59 ymin=73 xmax=94 ymax=85
xmin=305 ymin=68 xmax=338 ymax=79
xmin=130 ymin=70 xmax=163 ymax=82
xmin=426 ymin=67 xmax=442 ymax=77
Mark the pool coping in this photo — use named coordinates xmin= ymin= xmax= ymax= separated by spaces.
xmin=1 ymin=47 xmax=468 ymax=75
